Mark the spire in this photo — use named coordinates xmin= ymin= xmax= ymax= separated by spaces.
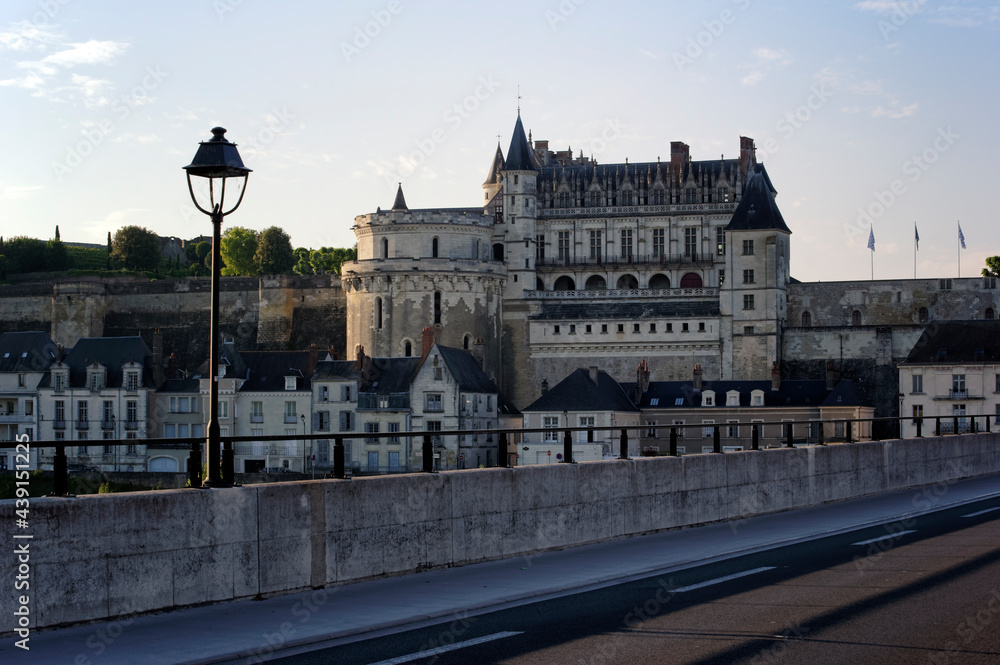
xmin=391 ymin=183 xmax=408 ymax=211
xmin=483 ymin=143 xmax=505 ymax=186
xmin=725 ymin=170 xmax=790 ymax=233
xmin=505 ymin=114 xmax=537 ymax=172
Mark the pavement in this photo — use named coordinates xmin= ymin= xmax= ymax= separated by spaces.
xmin=6 ymin=472 xmax=1000 ymax=665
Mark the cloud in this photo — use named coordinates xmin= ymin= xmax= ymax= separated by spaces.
xmin=0 ymin=184 xmax=44 ymax=201
xmin=0 ymin=22 xmax=129 ymax=104
xmin=930 ymin=3 xmax=1000 ymax=27
xmin=871 ymin=102 xmax=919 ymax=118
xmin=741 ymin=47 xmax=793 ymax=85
xmin=854 ymin=1 xmax=918 ymax=14
xmin=111 ymin=133 xmax=162 ymax=144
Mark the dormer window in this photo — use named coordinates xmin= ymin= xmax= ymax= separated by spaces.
xmin=702 ymin=391 xmax=715 ymax=407
xmin=87 ymin=366 xmax=106 ymax=392
xmin=285 ymin=376 xmax=297 ymax=391
xmin=726 ymin=391 xmax=740 ymax=407
xmin=53 ymin=370 xmax=66 ymax=392
xmin=751 ymin=390 xmax=765 ymax=407
xmin=125 ymin=371 xmax=140 ymax=392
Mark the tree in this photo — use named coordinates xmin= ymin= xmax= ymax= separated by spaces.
xmin=45 ymin=239 xmax=69 ymax=271
xmin=4 ymin=236 xmax=47 ymax=273
xmin=195 ymin=241 xmax=211 ymax=268
xmin=111 ymin=226 xmax=161 ymax=271
xmin=220 ymin=226 xmax=259 ymax=276
xmin=983 ymin=257 xmax=1000 ymax=278
xmin=254 ymin=226 xmax=295 ymax=275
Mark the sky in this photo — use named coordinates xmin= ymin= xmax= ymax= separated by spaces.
xmin=0 ymin=0 xmax=996 ymax=283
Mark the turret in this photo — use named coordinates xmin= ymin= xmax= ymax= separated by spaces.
xmin=500 ymin=113 xmax=539 ymax=298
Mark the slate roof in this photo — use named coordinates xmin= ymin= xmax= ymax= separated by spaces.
xmin=312 ymin=360 xmax=362 ymax=382
xmin=239 ymin=351 xmax=312 ymax=392
xmin=725 ymin=167 xmax=791 ymax=233
xmin=523 ymin=368 xmax=639 ymax=413
xmin=505 ymin=114 xmax=538 ymax=172
xmin=536 ymin=158 xmax=743 ymax=194
xmin=392 ymin=184 xmax=408 ymax=211
xmin=359 ymin=357 xmax=421 ymax=394
xmin=902 ymin=320 xmax=1000 ymax=364
xmin=483 ymin=143 xmax=505 ymax=186
xmin=437 ymin=345 xmax=501 ymax=394
xmin=632 ymin=379 xmax=869 ymax=409
xmin=530 ymin=300 xmax=719 ymax=321
xmin=39 ymin=336 xmax=154 ymax=388
xmin=0 ymin=331 xmax=57 ymax=373
xmin=157 ymin=378 xmax=201 ymax=394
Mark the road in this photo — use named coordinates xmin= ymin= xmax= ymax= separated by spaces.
xmin=272 ymin=498 xmax=1000 ymax=665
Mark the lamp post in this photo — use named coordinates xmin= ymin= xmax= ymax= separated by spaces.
xmin=184 ymin=127 xmax=251 ymax=488
xmin=300 ymin=412 xmax=306 ymax=475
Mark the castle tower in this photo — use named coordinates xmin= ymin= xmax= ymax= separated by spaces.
xmin=342 ymin=184 xmax=505 ymax=383
xmin=720 ymin=165 xmax=791 ymax=379
xmin=499 ymin=113 xmax=540 ymax=299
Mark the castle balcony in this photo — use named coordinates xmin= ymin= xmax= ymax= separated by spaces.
xmin=536 ymin=253 xmax=718 ymax=270
xmin=0 ymin=414 xmax=33 ymax=425
xmin=526 ymin=287 xmax=718 ymax=301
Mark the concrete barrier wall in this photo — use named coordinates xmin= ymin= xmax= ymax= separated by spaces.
xmin=3 ymin=434 xmax=999 ymax=632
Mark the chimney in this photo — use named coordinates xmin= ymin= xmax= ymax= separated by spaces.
xmin=420 ymin=327 xmax=436 ymax=362
xmin=634 ymin=360 xmax=651 ymax=402
xmin=308 ymin=343 xmax=319 ymax=377
xmin=471 ymin=338 xmax=485 ymax=370
xmin=825 ymin=360 xmax=839 ymax=391
xmin=670 ymin=141 xmax=689 ymax=172
xmin=589 ymin=366 xmax=599 ymax=386
xmin=739 ymin=136 xmax=756 ymax=177
xmin=771 ymin=362 xmax=781 ymax=391
xmin=356 ymin=345 xmax=366 ymax=370
xmin=693 ymin=364 xmax=703 ymax=391
xmin=151 ymin=328 xmax=164 ymax=387
xmin=166 ymin=353 xmax=179 ymax=380
xmin=328 ymin=345 xmax=338 ymax=361
xmin=541 ymin=378 xmax=549 ymax=395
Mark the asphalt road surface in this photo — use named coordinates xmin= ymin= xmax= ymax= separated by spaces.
xmin=270 ymin=497 xmax=1000 ymax=665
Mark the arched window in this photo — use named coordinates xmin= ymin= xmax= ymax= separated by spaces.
xmin=432 ymin=237 xmax=439 ymax=258
xmin=649 ymin=274 xmax=670 ymax=290
xmin=404 ymin=340 xmax=412 ymax=357
xmin=536 ymin=277 xmax=544 ymax=290
xmin=463 ymin=334 xmax=471 ymax=350
xmin=802 ymin=311 xmax=812 ymax=327
xmin=434 ymin=291 xmax=442 ymax=324
xmin=381 ymin=237 xmax=388 ymax=259
xmin=987 ymin=308 xmax=996 ymax=320
xmin=375 ymin=297 xmax=383 ymax=329
xmin=918 ymin=307 xmax=929 ymax=323
xmin=492 ymin=243 xmax=504 ymax=261
xmin=616 ymin=274 xmax=638 ymax=290
xmin=680 ymin=272 xmax=703 ymax=288
xmin=554 ymin=276 xmax=576 ymax=291
xmin=852 ymin=310 xmax=862 ymax=326
xmin=585 ymin=275 xmax=606 ymax=290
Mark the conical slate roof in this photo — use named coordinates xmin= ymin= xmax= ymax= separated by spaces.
xmin=505 ymin=114 xmax=537 ymax=172
xmin=392 ymin=183 xmax=408 ymax=211
xmin=725 ymin=167 xmax=790 ymax=233
xmin=483 ymin=143 xmax=505 ymax=185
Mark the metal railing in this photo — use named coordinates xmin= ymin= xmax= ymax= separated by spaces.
xmin=4 ymin=413 xmax=996 ymax=496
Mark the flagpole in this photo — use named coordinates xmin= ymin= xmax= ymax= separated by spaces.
xmin=913 ymin=222 xmax=917 ymax=280
xmin=871 ymin=246 xmax=874 ymax=281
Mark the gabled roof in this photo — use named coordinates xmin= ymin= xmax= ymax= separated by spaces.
xmin=313 ymin=360 xmax=362 ymax=382
xmin=725 ymin=167 xmax=790 ymax=233
xmin=239 ymin=351 xmax=312 ymax=392
xmin=0 ymin=331 xmax=56 ymax=373
xmin=902 ymin=320 xmax=1000 ymax=364
xmin=524 ymin=368 xmax=639 ymax=413
xmin=505 ymin=114 xmax=538 ymax=172
xmin=634 ymin=379 xmax=869 ymax=408
xmin=391 ymin=183 xmax=408 ymax=211
xmin=483 ymin=143 xmax=505 ymax=186
xmin=40 ymin=336 xmax=153 ymax=389
xmin=437 ymin=345 xmax=501 ymax=394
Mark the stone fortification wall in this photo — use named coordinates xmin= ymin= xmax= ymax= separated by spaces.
xmin=0 ymin=275 xmax=348 ymax=370
xmin=4 ymin=433 xmax=998 ymax=632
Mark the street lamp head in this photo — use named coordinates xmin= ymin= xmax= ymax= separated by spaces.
xmin=183 ymin=127 xmax=252 ymax=217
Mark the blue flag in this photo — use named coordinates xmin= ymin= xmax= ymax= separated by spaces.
xmin=868 ymin=227 xmax=875 ymax=252
xmin=958 ymin=223 xmax=966 ymax=249
xmin=914 ymin=223 xmax=919 ymax=250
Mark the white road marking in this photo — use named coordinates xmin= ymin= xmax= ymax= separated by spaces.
xmin=852 ymin=530 xmax=916 ymax=546
xmin=962 ymin=506 xmax=1000 ymax=518
xmin=366 ymin=631 xmax=524 ymax=665
xmin=672 ymin=566 xmax=776 ymax=593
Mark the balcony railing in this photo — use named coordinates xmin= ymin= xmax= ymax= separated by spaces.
xmin=535 ymin=252 xmax=719 ymax=269
xmin=124 ymin=421 xmax=139 ymax=430
xmin=284 ymin=414 xmax=298 ymax=424
xmin=53 ymin=420 xmax=66 ymax=430
xmin=102 ymin=420 xmax=115 ymax=430
xmin=76 ymin=421 xmax=89 ymax=430
xmin=950 ymin=390 xmax=969 ymax=399
xmin=251 ymin=415 xmax=264 ymax=423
